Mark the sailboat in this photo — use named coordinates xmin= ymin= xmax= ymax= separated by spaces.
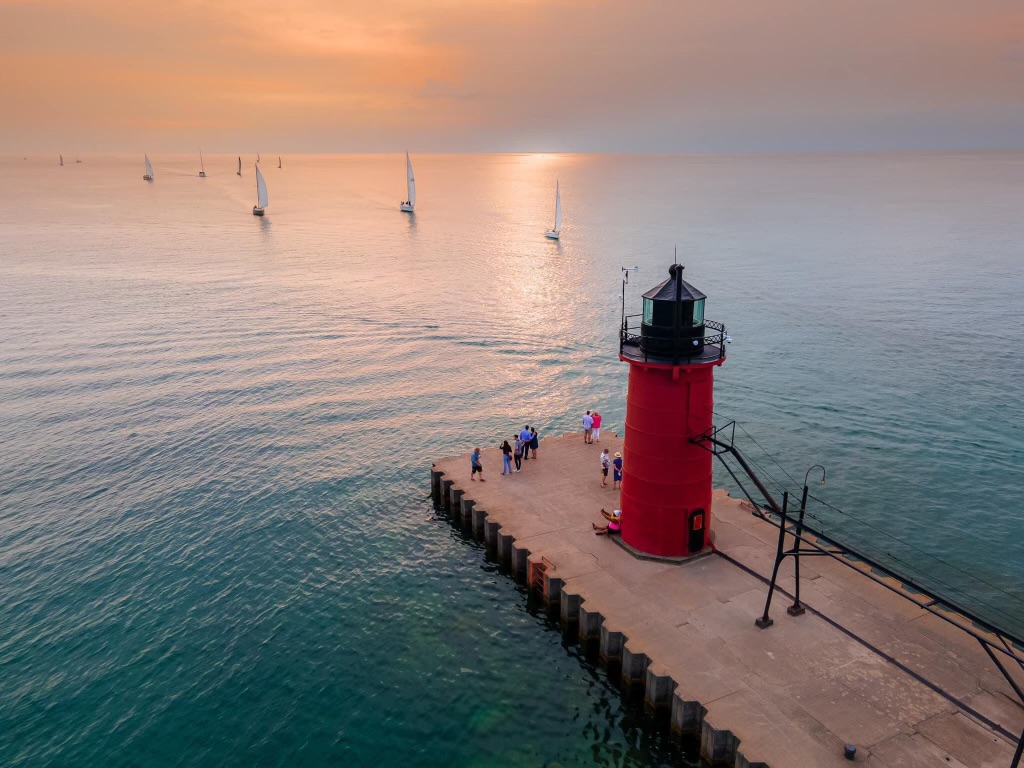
xmin=253 ymin=164 xmax=268 ymax=216
xmin=59 ymin=154 xmax=64 ymax=167
xmin=278 ymin=156 xmax=282 ymax=169
xmin=236 ymin=156 xmax=242 ymax=176
xmin=143 ymin=154 xmax=154 ymax=181
xmin=75 ymin=155 xmax=82 ymax=164
xmin=198 ymin=150 xmax=206 ymax=177
xmin=256 ymin=152 xmax=261 ymax=163
xmin=400 ymin=151 xmax=416 ymax=212
xmin=545 ymin=180 xmax=562 ymax=240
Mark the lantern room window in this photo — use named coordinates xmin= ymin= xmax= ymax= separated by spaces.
xmin=692 ymin=298 xmax=705 ymax=326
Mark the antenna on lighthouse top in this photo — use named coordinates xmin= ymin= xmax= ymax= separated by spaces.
xmin=620 ymin=265 xmax=640 ymax=332
xmin=673 ymin=245 xmax=678 ymax=266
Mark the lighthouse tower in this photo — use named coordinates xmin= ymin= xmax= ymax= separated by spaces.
xmin=618 ymin=265 xmax=728 ymax=558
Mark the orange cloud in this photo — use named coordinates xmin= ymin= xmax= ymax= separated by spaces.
xmin=0 ymin=0 xmax=1021 ymax=151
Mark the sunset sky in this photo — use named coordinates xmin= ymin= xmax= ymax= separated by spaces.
xmin=2 ymin=0 xmax=1022 ymax=153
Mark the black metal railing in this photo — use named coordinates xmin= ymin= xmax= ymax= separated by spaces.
xmin=619 ymin=315 xmax=727 ymax=364
xmin=695 ymin=420 xmax=1024 ymax=768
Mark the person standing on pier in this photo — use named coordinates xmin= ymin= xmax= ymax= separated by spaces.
xmin=519 ymin=425 xmax=533 ymax=460
xmin=600 ymin=448 xmax=611 ymax=487
xmin=500 ymin=440 xmax=513 ymax=475
xmin=612 ymin=452 xmax=623 ymax=490
xmin=529 ymin=428 xmax=539 ymax=460
xmin=471 ymin=448 xmax=485 ymax=481
xmin=513 ymin=436 xmax=524 ymax=472
xmin=582 ymin=411 xmax=594 ymax=444
xmin=592 ymin=411 xmax=602 ymax=442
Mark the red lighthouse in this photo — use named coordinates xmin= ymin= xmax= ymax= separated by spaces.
xmin=618 ymin=265 xmax=728 ymax=558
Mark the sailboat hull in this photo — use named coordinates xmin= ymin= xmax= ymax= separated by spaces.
xmin=400 ymin=203 xmax=414 ymax=212
xmin=143 ymin=175 xmax=153 ymax=181
xmin=545 ymin=230 xmax=560 ymax=240
xmin=199 ymin=172 xmax=206 ymax=177
xmin=252 ymin=207 xmax=265 ymax=216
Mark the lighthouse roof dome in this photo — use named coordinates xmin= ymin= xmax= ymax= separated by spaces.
xmin=641 ymin=265 xmax=707 ymax=302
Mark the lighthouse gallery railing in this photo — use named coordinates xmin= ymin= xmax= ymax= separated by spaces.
xmin=620 ymin=316 xmax=727 ymax=363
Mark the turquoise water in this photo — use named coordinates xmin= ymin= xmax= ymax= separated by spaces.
xmin=1 ymin=152 xmax=1022 ymax=766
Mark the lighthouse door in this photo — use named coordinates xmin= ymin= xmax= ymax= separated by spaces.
xmin=687 ymin=509 xmax=705 ymax=553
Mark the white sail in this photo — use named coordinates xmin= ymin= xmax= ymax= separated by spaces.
xmin=199 ymin=150 xmax=205 ymax=173
xmin=257 ymin=152 xmax=261 ymax=163
xmin=145 ymin=155 xmax=154 ymax=178
xmin=255 ymin=164 xmax=268 ymax=208
xmin=553 ymin=180 xmax=562 ymax=232
xmin=406 ymin=151 xmax=416 ymax=208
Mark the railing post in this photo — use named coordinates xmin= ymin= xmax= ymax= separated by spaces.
xmin=756 ymin=491 xmax=789 ymax=629
xmin=1010 ymin=728 xmax=1023 ymax=768
xmin=788 ymin=485 xmax=809 ymax=617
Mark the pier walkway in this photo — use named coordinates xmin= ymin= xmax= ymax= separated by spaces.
xmin=432 ymin=434 xmax=1024 ymax=767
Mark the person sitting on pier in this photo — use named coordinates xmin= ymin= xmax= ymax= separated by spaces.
xmin=592 ymin=508 xmax=621 ymax=536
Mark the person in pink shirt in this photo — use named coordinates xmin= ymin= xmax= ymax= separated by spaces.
xmin=592 ymin=508 xmax=621 ymax=536
xmin=591 ymin=411 xmax=602 ymax=442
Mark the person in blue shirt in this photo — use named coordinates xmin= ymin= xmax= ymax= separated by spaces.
xmin=471 ymin=448 xmax=485 ymax=481
xmin=519 ymin=425 xmax=533 ymax=460
xmin=612 ymin=452 xmax=623 ymax=490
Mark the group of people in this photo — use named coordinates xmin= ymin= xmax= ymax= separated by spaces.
xmin=470 ymin=426 xmax=540 ymax=480
xmin=581 ymin=410 xmax=602 ymax=444
xmin=599 ymin=448 xmax=622 ymax=489
xmin=468 ymin=412 xmax=622 ymax=536
xmin=499 ymin=426 xmax=540 ymax=476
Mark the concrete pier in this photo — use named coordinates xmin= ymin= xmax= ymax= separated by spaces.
xmin=432 ymin=433 xmax=1024 ymax=767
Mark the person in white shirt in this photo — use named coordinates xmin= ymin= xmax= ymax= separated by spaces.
xmin=600 ymin=448 xmax=611 ymax=487
xmin=582 ymin=411 xmax=594 ymax=444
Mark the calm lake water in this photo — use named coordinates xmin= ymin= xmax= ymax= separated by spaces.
xmin=1 ymin=151 xmax=1023 ymax=766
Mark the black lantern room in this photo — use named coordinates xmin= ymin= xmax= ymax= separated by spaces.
xmin=639 ymin=264 xmax=707 ymax=360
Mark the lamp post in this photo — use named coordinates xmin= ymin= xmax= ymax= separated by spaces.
xmin=788 ymin=465 xmax=826 ymax=616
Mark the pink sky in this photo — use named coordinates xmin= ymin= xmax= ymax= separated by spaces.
xmin=2 ymin=0 xmax=1022 ymax=152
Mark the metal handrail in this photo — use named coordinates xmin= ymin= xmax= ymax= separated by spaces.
xmin=619 ymin=315 xmax=727 ymax=363
xmin=695 ymin=421 xmax=1024 ymax=767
